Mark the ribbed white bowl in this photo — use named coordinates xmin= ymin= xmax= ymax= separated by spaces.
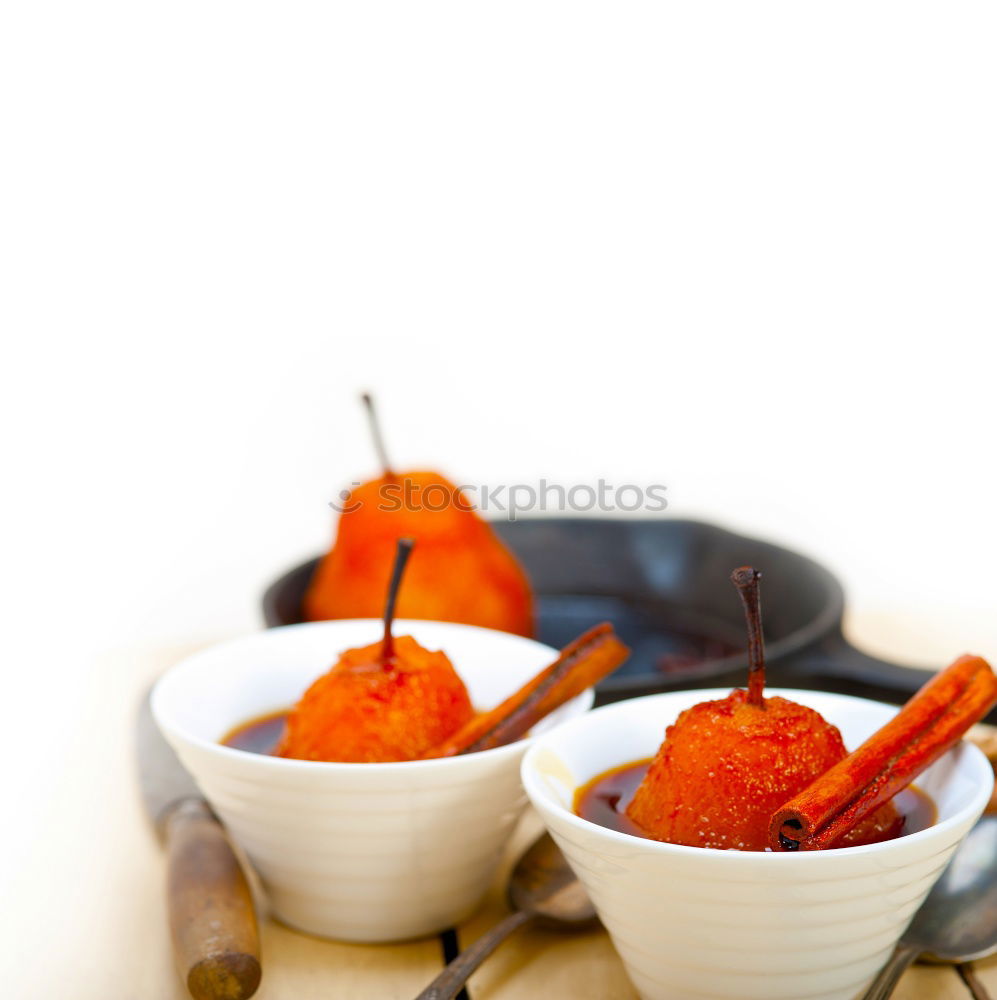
xmin=522 ymin=689 xmax=992 ymax=1000
xmin=152 ymin=619 xmax=592 ymax=942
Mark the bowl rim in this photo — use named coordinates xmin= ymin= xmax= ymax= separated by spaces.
xmin=152 ymin=617 xmax=593 ymax=774
xmin=521 ymin=687 xmax=993 ymax=860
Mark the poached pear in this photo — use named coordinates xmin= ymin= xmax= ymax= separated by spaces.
xmin=303 ymin=396 xmax=533 ymax=636
xmin=626 ymin=568 xmax=902 ymax=850
xmin=280 ymin=539 xmax=475 ymax=763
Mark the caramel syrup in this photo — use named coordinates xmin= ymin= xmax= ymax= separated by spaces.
xmin=574 ymin=758 xmax=937 ymax=845
xmin=222 ymin=709 xmax=289 ymax=755
xmin=222 ymin=703 xmax=488 ymax=758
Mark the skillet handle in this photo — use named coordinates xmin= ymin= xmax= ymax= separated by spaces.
xmin=788 ymin=629 xmax=997 ymax=725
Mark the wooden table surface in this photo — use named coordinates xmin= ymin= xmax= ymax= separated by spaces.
xmin=10 ymin=641 xmax=995 ymax=1000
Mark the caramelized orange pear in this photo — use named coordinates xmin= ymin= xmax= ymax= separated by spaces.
xmin=626 ymin=568 xmax=901 ymax=850
xmin=303 ymin=397 xmax=533 ymax=636
xmin=277 ymin=634 xmax=474 ymax=763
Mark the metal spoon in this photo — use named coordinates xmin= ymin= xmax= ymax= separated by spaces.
xmin=414 ymin=833 xmax=597 ymax=1000
xmin=861 ymin=814 xmax=997 ymax=1000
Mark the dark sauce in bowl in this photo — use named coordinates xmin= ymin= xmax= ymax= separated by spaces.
xmin=220 ymin=706 xmax=494 ymax=760
xmin=574 ymin=759 xmax=937 ymax=846
xmin=222 ymin=710 xmax=289 ymax=755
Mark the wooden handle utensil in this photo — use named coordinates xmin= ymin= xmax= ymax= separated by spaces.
xmin=165 ymin=799 xmax=261 ymax=1000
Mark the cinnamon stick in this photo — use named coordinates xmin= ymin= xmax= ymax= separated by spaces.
xmin=771 ymin=654 xmax=997 ymax=851
xmin=422 ymin=623 xmax=629 ymax=758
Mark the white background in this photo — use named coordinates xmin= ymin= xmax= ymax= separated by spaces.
xmin=2 ymin=1 xmax=995 ymax=988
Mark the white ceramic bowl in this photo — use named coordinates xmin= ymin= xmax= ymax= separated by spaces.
xmin=152 ymin=619 xmax=593 ymax=942
xmin=522 ymin=688 xmax=992 ymax=1000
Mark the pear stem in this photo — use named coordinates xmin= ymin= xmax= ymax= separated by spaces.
xmin=731 ymin=566 xmax=766 ymax=707
xmin=361 ymin=392 xmax=394 ymax=478
xmin=382 ymin=537 xmax=415 ymax=662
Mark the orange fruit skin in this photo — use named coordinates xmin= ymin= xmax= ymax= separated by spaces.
xmin=626 ymin=690 xmax=901 ymax=851
xmin=277 ymin=635 xmax=475 ymax=763
xmin=303 ymin=471 xmax=534 ymax=638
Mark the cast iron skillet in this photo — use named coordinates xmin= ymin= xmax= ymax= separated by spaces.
xmin=262 ymin=518 xmax=993 ymax=720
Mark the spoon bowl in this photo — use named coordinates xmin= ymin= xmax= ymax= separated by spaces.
xmin=414 ymin=834 xmax=596 ymax=1000
xmin=908 ymin=813 xmax=997 ymax=962
xmin=861 ymin=813 xmax=997 ymax=1000
xmin=507 ymin=832 xmax=598 ymax=929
